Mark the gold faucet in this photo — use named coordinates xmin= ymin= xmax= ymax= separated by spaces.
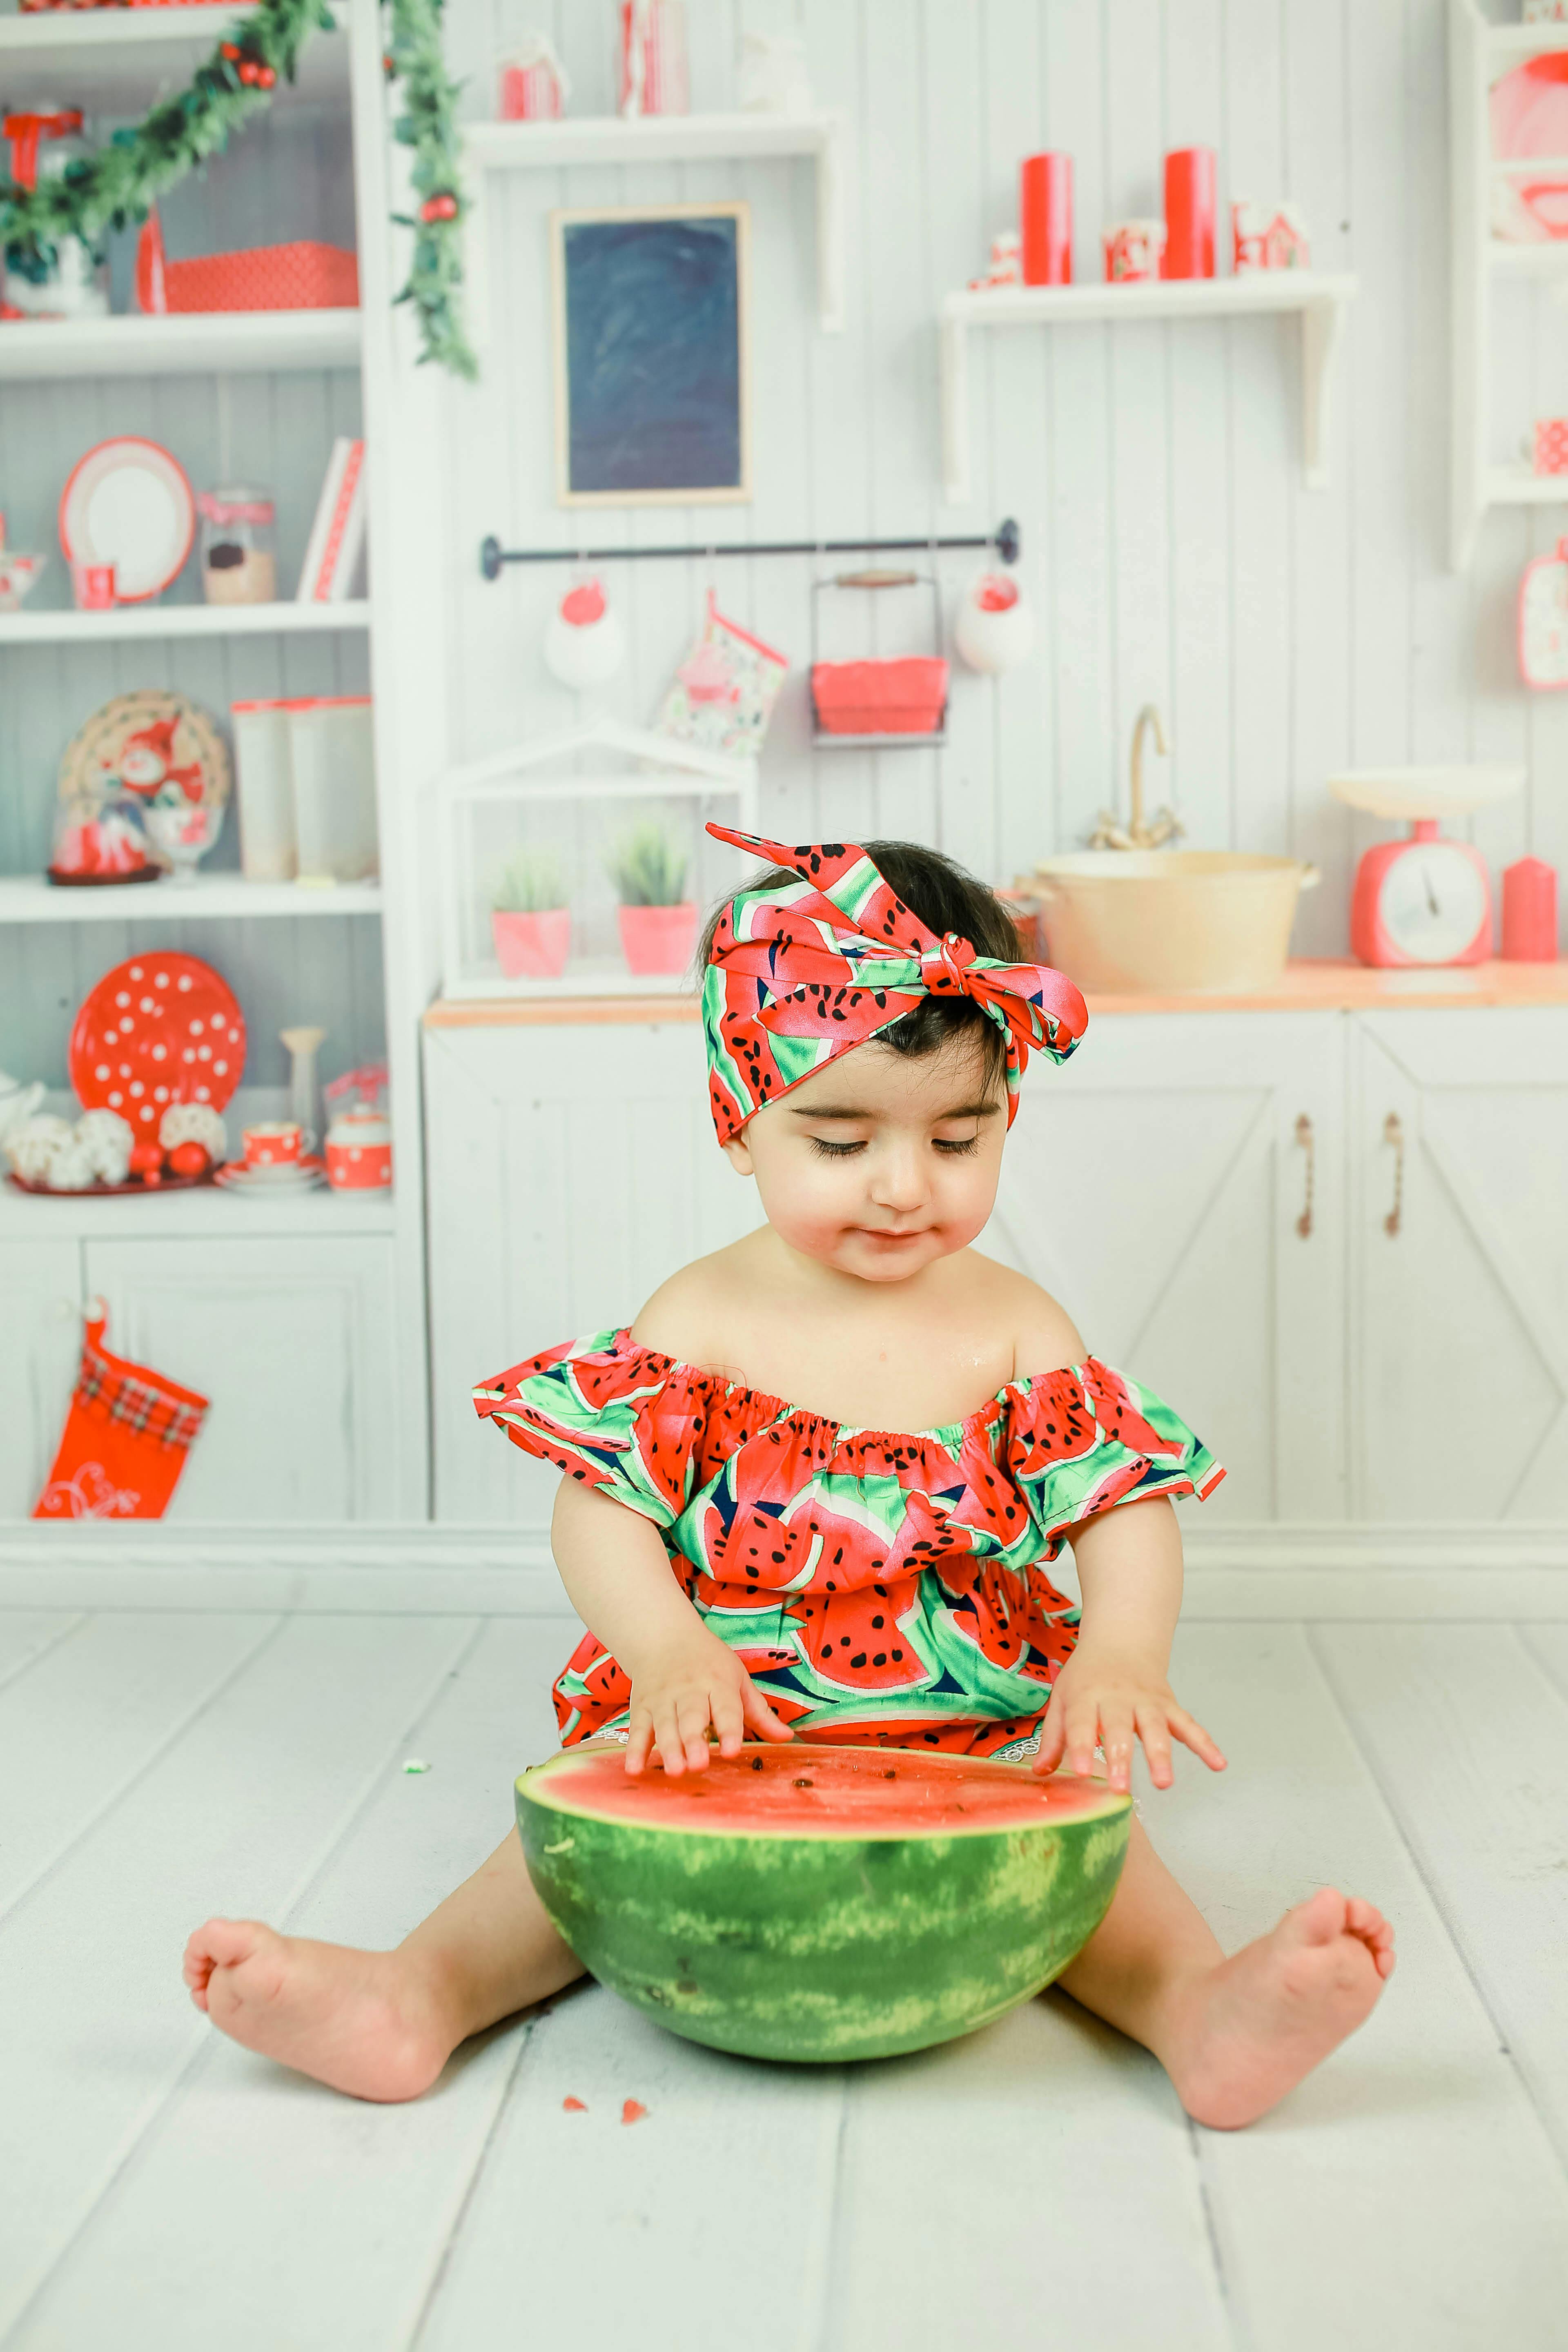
xmin=1088 ymin=704 xmax=1185 ymax=850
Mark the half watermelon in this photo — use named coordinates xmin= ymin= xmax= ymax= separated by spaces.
xmin=515 ymin=1742 xmax=1132 ymax=2063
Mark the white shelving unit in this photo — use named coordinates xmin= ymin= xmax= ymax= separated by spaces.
xmin=0 ymin=876 xmax=383 ymax=924
xmin=940 ymin=272 xmax=1359 ymax=503
xmin=1448 ymin=0 xmax=1568 ymax=567
xmin=463 ymin=109 xmax=846 ymax=335
xmin=0 ymin=599 xmax=370 ymax=646
xmin=0 ymin=0 xmax=445 ymax=1522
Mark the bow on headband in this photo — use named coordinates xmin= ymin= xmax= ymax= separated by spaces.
xmin=700 ymin=824 xmax=1088 ymax=1142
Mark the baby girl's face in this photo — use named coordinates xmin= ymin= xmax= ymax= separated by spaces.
xmin=720 ymin=1035 xmax=1006 ymax=1284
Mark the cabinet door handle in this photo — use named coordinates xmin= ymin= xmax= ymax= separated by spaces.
xmin=1382 ymin=1111 xmax=1404 ymax=1237
xmin=1293 ymin=1113 xmax=1314 ymax=1238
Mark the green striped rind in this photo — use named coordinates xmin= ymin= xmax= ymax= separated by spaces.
xmin=514 ymin=1754 xmax=1132 ymax=2064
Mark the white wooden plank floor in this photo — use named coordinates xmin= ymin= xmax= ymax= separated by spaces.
xmin=5 ymin=1607 xmax=1568 ymax=2352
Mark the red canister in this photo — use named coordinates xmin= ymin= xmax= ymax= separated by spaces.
xmin=1164 ymin=147 xmax=1216 ymax=278
xmin=1020 ymin=152 xmax=1073 ymax=285
xmin=1501 ymin=856 xmax=1559 ymax=960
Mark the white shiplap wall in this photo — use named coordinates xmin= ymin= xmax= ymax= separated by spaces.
xmin=437 ymin=0 xmax=1568 ymax=956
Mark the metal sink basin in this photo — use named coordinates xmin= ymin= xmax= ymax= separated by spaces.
xmin=1022 ymin=850 xmax=1322 ymax=994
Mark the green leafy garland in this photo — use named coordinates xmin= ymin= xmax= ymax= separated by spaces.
xmin=0 ymin=0 xmax=474 ymax=379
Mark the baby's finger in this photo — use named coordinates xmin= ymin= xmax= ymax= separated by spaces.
xmin=653 ymin=1701 xmax=687 ymax=1775
xmin=1031 ymin=1703 xmax=1068 ymax=1776
xmin=1098 ymin=1698 xmax=1136 ymax=1792
xmin=1168 ymin=1704 xmax=1227 ymax=1772
xmin=1134 ymin=1702 xmax=1175 ymax=1789
xmin=624 ymin=1705 xmax=657 ymax=1775
xmin=740 ymin=1677 xmax=796 ymax=1741
xmin=708 ymin=1680 xmax=746 ymax=1755
xmin=675 ymin=1691 xmax=714 ymax=1773
xmin=1065 ymin=1697 xmax=1102 ymax=1779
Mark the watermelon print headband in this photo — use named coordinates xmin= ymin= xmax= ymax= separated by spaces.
xmin=700 ymin=823 xmax=1089 ymax=1143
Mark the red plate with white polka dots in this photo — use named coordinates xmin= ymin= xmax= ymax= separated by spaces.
xmin=68 ymin=952 xmax=246 ymax=1136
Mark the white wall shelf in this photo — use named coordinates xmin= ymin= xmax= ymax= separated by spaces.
xmin=0 ymin=309 xmax=362 ymax=382
xmin=463 ymin=109 xmax=846 ymax=334
xmin=0 ymin=600 xmax=370 ymax=648
xmin=0 ymin=876 xmax=383 ymax=925
xmin=0 ymin=2 xmax=349 ymax=109
xmin=1448 ymin=0 xmax=1568 ymax=565
xmin=940 ymin=273 xmax=1359 ymax=503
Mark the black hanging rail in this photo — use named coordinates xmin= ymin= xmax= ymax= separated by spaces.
xmin=479 ymin=517 xmax=1020 ymax=581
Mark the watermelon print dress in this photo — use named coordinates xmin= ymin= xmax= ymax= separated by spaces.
xmin=474 ymin=1331 xmax=1224 ymax=1762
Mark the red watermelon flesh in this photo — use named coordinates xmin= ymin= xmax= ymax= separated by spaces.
xmin=538 ymin=1741 xmax=1113 ymax=1835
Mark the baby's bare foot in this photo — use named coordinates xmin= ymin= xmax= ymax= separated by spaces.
xmin=1165 ymin=1887 xmax=1395 ymax=2130
xmin=183 ymin=1918 xmax=454 ymax=2103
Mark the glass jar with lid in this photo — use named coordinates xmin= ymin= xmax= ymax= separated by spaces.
xmin=198 ymin=486 xmax=277 ymax=606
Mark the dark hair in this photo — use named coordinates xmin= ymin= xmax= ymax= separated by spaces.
xmin=699 ymin=837 xmax=1022 ymax=1096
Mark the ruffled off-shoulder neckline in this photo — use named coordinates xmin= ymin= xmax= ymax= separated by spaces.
xmin=583 ymin=1325 xmax=1103 ymax=1449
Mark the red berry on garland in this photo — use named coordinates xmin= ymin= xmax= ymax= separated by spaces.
xmin=420 ymin=193 xmax=459 ymax=224
xmin=221 ymin=41 xmax=241 ymax=58
xmin=257 ymin=65 xmax=276 ymax=88
xmin=167 ymin=1141 xmax=210 ymax=1180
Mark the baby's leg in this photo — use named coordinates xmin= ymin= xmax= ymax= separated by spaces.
xmin=1055 ymin=1817 xmax=1395 ymax=2130
xmin=183 ymin=1749 xmax=610 ymax=2103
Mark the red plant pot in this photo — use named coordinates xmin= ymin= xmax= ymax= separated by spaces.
xmin=492 ymin=906 xmax=572 ymax=979
xmin=618 ymin=902 xmax=698 ymax=977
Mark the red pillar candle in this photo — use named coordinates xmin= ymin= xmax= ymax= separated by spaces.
xmin=1164 ymin=146 xmax=1216 ymax=278
xmin=1501 ymin=855 xmax=1559 ymax=960
xmin=1020 ymin=152 xmax=1073 ymax=285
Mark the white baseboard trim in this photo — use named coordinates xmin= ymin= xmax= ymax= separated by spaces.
xmin=1 ymin=1519 xmax=1566 ymax=1618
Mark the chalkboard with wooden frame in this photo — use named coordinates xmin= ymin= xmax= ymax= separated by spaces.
xmin=550 ymin=201 xmax=751 ymax=508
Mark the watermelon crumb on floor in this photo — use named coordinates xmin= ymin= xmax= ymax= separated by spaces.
xmin=561 ymin=2097 xmax=586 ymax=2113
xmin=621 ymin=2100 xmax=647 ymax=2125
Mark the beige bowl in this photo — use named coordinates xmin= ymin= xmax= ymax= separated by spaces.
xmin=1025 ymin=851 xmax=1321 ymax=994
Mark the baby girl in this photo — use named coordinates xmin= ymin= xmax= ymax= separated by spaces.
xmin=184 ymin=826 xmax=1394 ymax=2122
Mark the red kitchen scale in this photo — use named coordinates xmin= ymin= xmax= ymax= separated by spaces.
xmin=1329 ymin=767 xmax=1524 ymax=967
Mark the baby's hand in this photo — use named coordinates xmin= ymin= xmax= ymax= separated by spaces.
xmin=1032 ymin=1642 xmax=1226 ymax=1794
xmin=622 ymin=1630 xmax=796 ymax=1777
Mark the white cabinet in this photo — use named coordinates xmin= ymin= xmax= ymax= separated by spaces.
xmin=0 ymin=1240 xmax=82 ymax=1517
xmin=1350 ymin=1009 xmax=1568 ymax=1520
xmin=981 ymin=1013 xmax=1345 ymax=1522
xmin=424 ymin=1017 xmax=765 ymax=1523
xmin=423 ymin=1009 xmax=1346 ymax=1526
xmin=83 ymin=1236 xmax=398 ymax=1522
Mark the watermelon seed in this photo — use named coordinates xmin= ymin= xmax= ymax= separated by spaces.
xmin=793 ymin=1777 xmax=815 ymax=1788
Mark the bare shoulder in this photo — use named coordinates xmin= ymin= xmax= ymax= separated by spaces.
xmin=962 ymin=1251 xmax=1087 ymax=1380
xmin=628 ymin=1233 xmax=764 ymax=1368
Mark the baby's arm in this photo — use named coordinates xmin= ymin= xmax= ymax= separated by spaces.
xmin=1007 ymin=1277 xmax=1225 ymax=1795
xmin=550 ymin=1478 xmax=795 ymax=1776
xmin=1031 ymin=1497 xmax=1226 ymax=1793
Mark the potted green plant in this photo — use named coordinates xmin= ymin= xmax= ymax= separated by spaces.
xmin=491 ymin=848 xmax=572 ymax=979
xmin=606 ymin=822 xmax=697 ymax=976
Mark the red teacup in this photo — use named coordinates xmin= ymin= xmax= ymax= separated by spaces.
xmin=242 ymin=1120 xmax=307 ymax=1169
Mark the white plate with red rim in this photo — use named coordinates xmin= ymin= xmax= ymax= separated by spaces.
xmin=58 ymin=437 xmax=196 ymax=604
